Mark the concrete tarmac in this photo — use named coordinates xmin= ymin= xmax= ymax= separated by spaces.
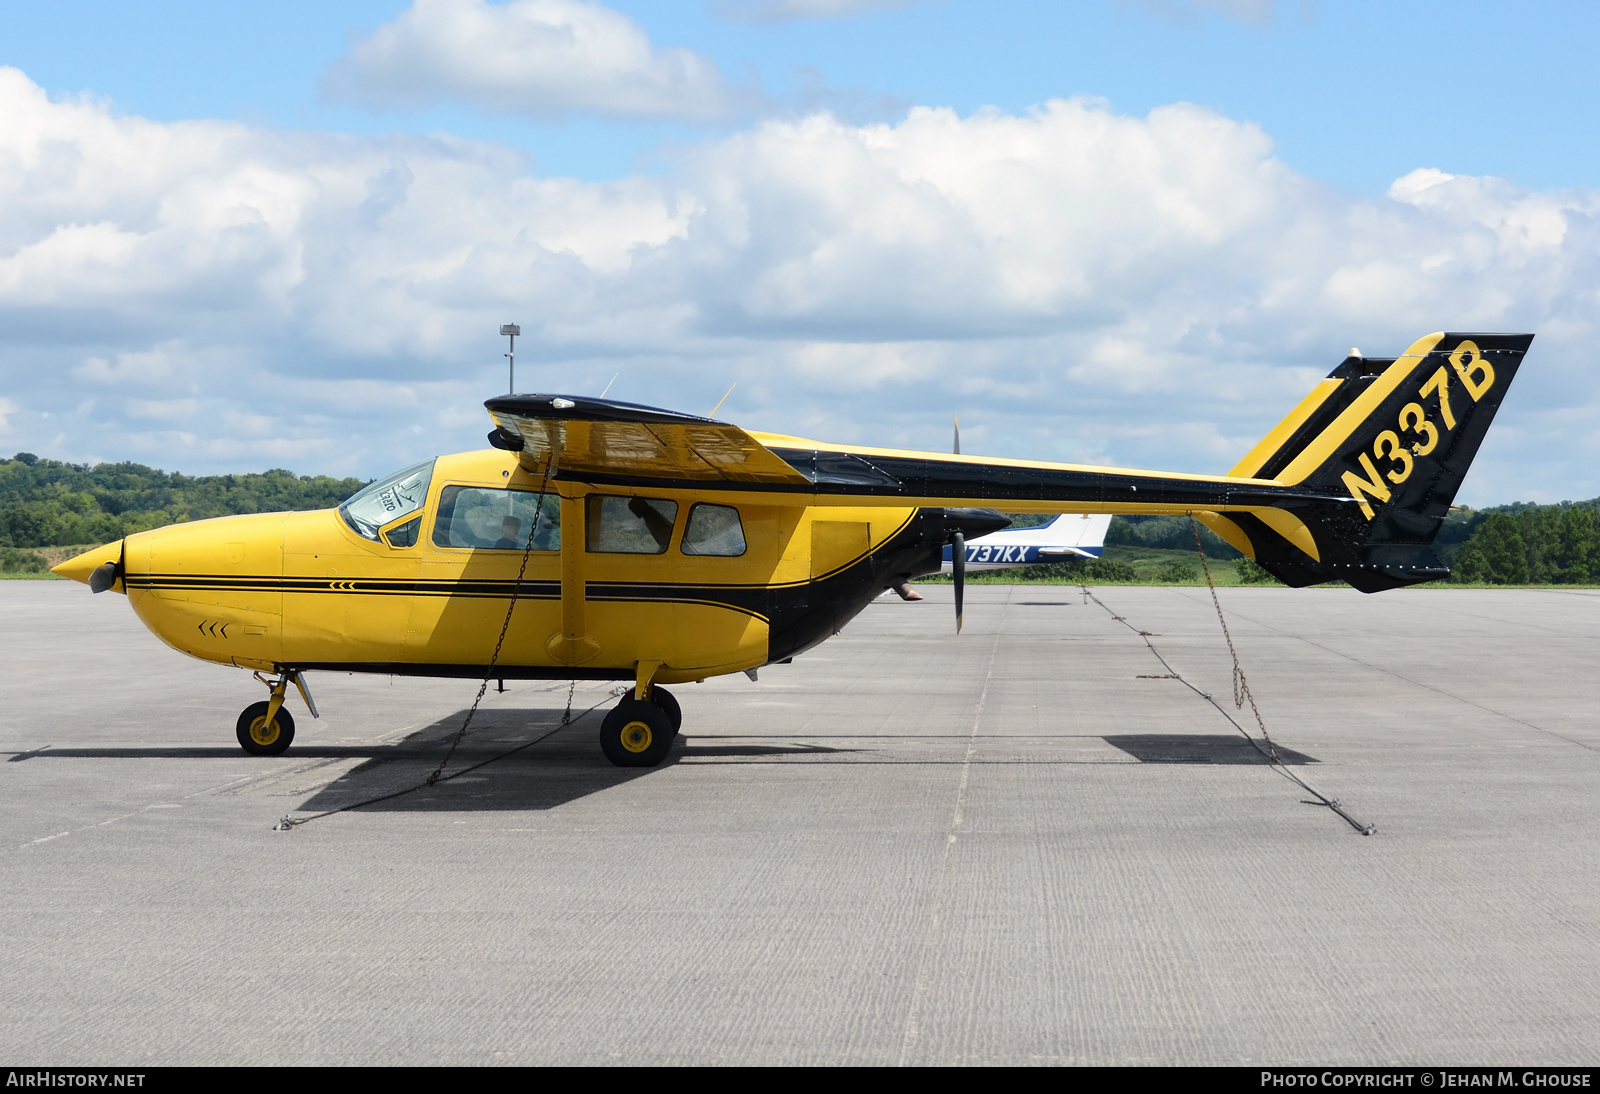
xmin=3 ymin=580 xmax=1598 ymax=1065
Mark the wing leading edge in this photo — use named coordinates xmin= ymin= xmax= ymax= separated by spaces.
xmin=486 ymin=394 xmax=1344 ymax=513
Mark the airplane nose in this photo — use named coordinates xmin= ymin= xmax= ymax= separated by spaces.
xmin=51 ymin=540 xmax=125 ymax=593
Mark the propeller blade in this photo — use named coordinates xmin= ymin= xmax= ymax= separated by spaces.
xmin=953 ymin=415 xmax=960 ymax=455
xmin=952 ymin=531 xmax=965 ymax=634
xmin=88 ymin=560 xmax=120 ymax=594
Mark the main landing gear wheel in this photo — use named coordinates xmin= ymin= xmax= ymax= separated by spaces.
xmin=649 ymin=686 xmax=682 ymax=737
xmin=599 ymin=698 xmax=674 ymax=768
xmin=236 ymin=701 xmax=295 ymax=756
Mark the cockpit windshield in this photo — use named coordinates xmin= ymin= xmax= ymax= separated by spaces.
xmin=338 ymin=460 xmax=435 ymax=541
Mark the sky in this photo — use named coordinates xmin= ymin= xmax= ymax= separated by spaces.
xmin=1 ymin=0 xmax=1597 ymax=504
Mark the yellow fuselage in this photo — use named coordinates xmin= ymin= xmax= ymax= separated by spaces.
xmin=69 ymin=449 xmax=924 ymax=686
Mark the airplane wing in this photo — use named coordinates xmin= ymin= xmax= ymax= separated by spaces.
xmin=486 ymin=394 xmax=1337 ymax=511
xmin=486 ymin=395 xmax=809 ymax=486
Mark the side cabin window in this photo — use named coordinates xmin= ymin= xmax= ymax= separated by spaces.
xmin=384 ymin=516 xmax=422 ymax=548
xmin=586 ymin=495 xmax=678 ymax=554
xmin=433 ymin=486 xmax=561 ymax=551
xmin=680 ymin=504 xmax=746 ymax=557
xmin=340 ymin=460 xmax=435 ymax=542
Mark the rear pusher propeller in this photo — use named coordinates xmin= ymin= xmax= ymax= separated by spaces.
xmin=927 ymin=507 xmax=1005 ymax=633
xmin=952 ymin=531 xmax=965 ymax=634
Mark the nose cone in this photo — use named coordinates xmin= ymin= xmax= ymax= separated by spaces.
xmin=52 ymin=541 xmax=124 ymax=592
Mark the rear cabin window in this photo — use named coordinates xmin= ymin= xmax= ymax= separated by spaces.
xmin=340 ymin=460 xmax=435 ymax=542
xmin=680 ymin=504 xmax=746 ymax=556
xmin=586 ymin=495 xmax=678 ymax=554
xmin=432 ymin=486 xmax=561 ymax=551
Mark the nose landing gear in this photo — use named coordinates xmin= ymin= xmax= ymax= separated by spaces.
xmin=235 ymin=670 xmax=318 ymax=756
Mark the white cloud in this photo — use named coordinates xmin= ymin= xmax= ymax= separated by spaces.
xmin=126 ymin=398 xmax=200 ymax=423
xmin=0 ymin=397 xmax=15 ymax=431
xmin=671 ymin=102 xmax=1309 ymax=340
xmin=72 ymin=345 xmax=185 ymax=386
xmin=2 ymin=66 xmax=1598 ymax=503
xmin=714 ymin=0 xmax=926 ymax=24
xmin=323 ymin=0 xmax=737 ymax=121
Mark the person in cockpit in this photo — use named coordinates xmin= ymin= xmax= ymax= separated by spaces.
xmin=494 ymin=515 xmax=522 ymax=550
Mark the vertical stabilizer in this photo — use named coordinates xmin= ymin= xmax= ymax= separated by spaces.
xmin=1200 ymin=332 xmax=1533 ymax=591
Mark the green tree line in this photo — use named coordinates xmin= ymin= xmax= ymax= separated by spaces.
xmin=1450 ymin=505 xmax=1600 ymax=584
xmin=2 ymin=452 xmax=368 ymax=552
xmin=1107 ymin=514 xmax=1241 ymax=559
xmin=1112 ymin=505 xmax=1600 ymax=586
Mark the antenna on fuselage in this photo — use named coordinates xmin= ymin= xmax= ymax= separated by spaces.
xmin=500 ymin=324 xmax=520 ymax=393
xmin=709 ymin=382 xmax=737 ymax=419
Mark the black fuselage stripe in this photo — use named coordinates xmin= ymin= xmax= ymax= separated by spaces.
xmin=126 ymin=575 xmax=772 ymax=620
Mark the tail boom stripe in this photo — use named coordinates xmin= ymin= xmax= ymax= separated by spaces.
xmin=1252 ymin=507 xmax=1322 ymax=561
xmin=1195 ymin=512 xmax=1256 ymax=560
xmin=1229 ymin=378 xmax=1343 ymax=479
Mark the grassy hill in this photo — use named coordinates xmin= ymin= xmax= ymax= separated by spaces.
xmin=1 ymin=451 xmax=367 ymax=575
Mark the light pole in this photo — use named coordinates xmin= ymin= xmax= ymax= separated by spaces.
xmin=500 ymin=324 xmax=520 ymax=393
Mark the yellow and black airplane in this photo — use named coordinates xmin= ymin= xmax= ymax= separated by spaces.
xmin=54 ymin=331 xmax=1531 ymax=767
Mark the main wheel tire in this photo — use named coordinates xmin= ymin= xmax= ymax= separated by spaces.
xmin=649 ymin=686 xmax=682 ymax=735
xmin=599 ymin=698 xmax=674 ymax=768
xmin=236 ymin=701 xmax=295 ymax=756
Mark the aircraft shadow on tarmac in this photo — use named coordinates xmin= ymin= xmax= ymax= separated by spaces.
xmin=1102 ymin=734 xmax=1317 ymax=765
xmin=7 ymin=745 xmax=420 ymax=761
xmin=4 ymin=724 xmax=1311 ymax=814
xmin=292 ymin=707 xmax=859 ymax=814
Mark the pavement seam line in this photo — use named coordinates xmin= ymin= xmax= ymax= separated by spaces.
xmin=896 ymin=585 xmax=1012 ymax=1066
xmin=6 ymin=706 xmax=577 ymax=852
xmin=1175 ymin=590 xmax=1600 ymax=756
xmin=1293 ymin=632 xmax=1600 ymax=755
xmin=1096 ymin=585 xmax=1374 ymax=834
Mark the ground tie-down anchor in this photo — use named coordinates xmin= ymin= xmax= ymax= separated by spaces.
xmin=1328 ymin=798 xmax=1376 ymax=837
xmin=273 ymin=815 xmax=296 ymax=831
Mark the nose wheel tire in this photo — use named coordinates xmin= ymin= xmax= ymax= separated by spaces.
xmin=237 ymin=701 xmax=295 ymax=756
xmin=600 ymin=698 xmax=674 ymax=767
